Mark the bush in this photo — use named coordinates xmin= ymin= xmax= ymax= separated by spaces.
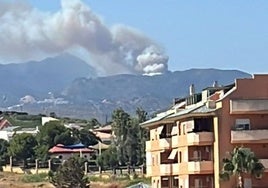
xmin=50 ymin=156 xmax=90 ymax=188
xmin=21 ymin=173 xmax=48 ymax=183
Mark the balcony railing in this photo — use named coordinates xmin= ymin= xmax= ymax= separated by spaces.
xmin=160 ymin=164 xmax=172 ymax=175
xmin=178 ymin=132 xmax=214 ymax=146
xmin=146 ymin=138 xmax=171 ymax=151
xmin=146 ymin=165 xmax=152 ymax=176
xmin=146 ymin=163 xmax=179 ymax=176
xmin=172 ymin=163 xmax=179 ymax=174
xmin=179 ymin=161 xmax=213 ymax=174
xmin=231 ymin=129 xmax=268 ymax=144
xmin=171 ymin=135 xmax=179 ymax=148
xmin=146 ymin=165 xmax=160 ymax=177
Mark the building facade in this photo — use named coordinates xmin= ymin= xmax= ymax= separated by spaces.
xmin=142 ymin=75 xmax=268 ymax=188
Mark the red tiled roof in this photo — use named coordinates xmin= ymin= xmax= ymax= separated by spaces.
xmin=48 ymin=144 xmax=93 ymax=154
xmin=0 ymin=119 xmax=12 ymax=130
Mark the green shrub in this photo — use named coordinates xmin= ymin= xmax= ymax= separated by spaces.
xmin=21 ymin=173 xmax=48 ymax=183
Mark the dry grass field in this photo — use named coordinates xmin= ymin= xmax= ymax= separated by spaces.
xmin=0 ymin=172 xmax=125 ymax=188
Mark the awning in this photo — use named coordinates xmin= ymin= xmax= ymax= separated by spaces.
xmin=157 ymin=125 xmax=164 ymax=135
xmin=168 ymin=149 xmax=178 ymax=160
xmin=171 ymin=125 xmax=178 ymax=136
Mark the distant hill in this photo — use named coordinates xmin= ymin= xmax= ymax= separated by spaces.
xmin=0 ymin=54 xmax=251 ymax=121
xmin=59 ymin=69 xmax=251 ymax=121
xmin=0 ymin=54 xmax=96 ymax=105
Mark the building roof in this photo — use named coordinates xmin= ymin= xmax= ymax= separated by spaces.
xmin=1 ymin=126 xmax=19 ymax=131
xmin=63 ymin=143 xmax=85 ymax=149
xmin=48 ymin=144 xmax=93 ymax=154
xmin=141 ymin=82 xmax=236 ymax=128
xmin=140 ymin=111 xmax=174 ymax=127
xmin=141 ymin=102 xmax=217 ymax=128
xmin=94 ymin=131 xmax=112 ymax=140
xmin=167 ymin=102 xmax=216 ymax=119
xmin=0 ymin=118 xmax=12 ymax=130
xmin=90 ymin=142 xmax=110 ymax=150
xmin=41 ymin=117 xmax=59 ymax=126
xmin=94 ymin=124 xmax=112 ymax=132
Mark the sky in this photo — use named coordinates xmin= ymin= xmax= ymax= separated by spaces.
xmin=1 ymin=0 xmax=268 ymax=75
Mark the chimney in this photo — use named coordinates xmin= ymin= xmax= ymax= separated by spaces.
xmin=189 ymin=84 xmax=195 ymax=96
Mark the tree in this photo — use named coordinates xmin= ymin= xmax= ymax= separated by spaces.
xmin=35 ymin=121 xmax=101 ymax=160
xmin=86 ymin=118 xmax=101 ymax=129
xmin=0 ymin=139 xmax=9 ymax=165
xmin=125 ymin=118 xmax=140 ymax=168
xmin=50 ymin=156 xmax=90 ymax=188
xmin=220 ymin=146 xmax=265 ymax=188
xmin=70 ymin=128 xmax=101 ymax=147
xmin=36 ymin=121 xmax=67 ymax=148
xmin=54 ymin=130 xmax=76 ymax=146
xmin=34 ymin=144 xmax=50 ymax=162
xmin=136 ymin=107 xmax=147 ymax=124
xmin=111 ymin=108 xmax=131 ymax=166
xmin=35 ymin=121 xmax=72 ymax=160
xmin=97 ymin=146 xmax=118 ymax=175
xmin=8 ymin=133 xmax=37 ymax=167
xmin=111 ymin=108 xmax=148 ymax=170
xmin=135 ymin=107 xmax=148 ymax=166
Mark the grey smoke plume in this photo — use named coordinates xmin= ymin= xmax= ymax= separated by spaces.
xmin=0 ymin=0 xmax=168 ymax=75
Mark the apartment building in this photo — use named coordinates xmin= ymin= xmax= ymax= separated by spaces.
xmin=141 ymin=75 xmax=268 ymax=188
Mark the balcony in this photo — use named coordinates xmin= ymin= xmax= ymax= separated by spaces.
xmin=146 ymin=164 xmax=179 ymax=176
xmin=146 ymin=138 xmax=171 ymax=151
xmin=179 ymin=161 xmax=214 ymax=175
xmin=259 ymin=159 xmax=268 ymax=172
xmin=230 ymin=99 xmax=268 ymax=114
xmin=231 ymin=129 xmax=268 ymax=144
xmin=146 ymin=165 xmax=160 ymax=177
xmin=172 ymin=163 xmax=179 ymax=175
xmin=178 ymin=132 xmax=214 ymax=146
xmin=160 ymin=164 xmax=172 ymax=175
xmin=146 ymin=165 xmax=152 ymax=177
xmin=171 ymin=135 xmax=179 ymax=148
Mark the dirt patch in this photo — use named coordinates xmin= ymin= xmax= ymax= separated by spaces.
xmin=91 ymin=182 xmax=124 ymax=188
xmin=0 ymin=172 xmax=54 ymax=188
xmin=0 ymin=172 xmax=126 ymax=188
xmin=0 ymin=182 xmax=54 ymax=188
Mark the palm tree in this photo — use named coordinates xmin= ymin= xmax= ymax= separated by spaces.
xmin=220 ymin=146 xmax=265 ymax=188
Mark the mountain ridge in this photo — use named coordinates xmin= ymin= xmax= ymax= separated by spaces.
xmin=0 ymin=54 xmax=251 ymax=121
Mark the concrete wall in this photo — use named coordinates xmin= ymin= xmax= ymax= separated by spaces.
xmin=218 ymin=75 xmax=268 ymax=187
xmin=2 ymin=166 xmax=49 ymax=174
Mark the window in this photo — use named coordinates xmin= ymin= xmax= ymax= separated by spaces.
xmin=235 ymin=119 xmax=250 ymax=130
xmin=194 ymin=178 xmax=203 ymax=188
xmin=173 ymin=176 xmax=179 ymax=187
xmin=192 ymin=150 xmax=201 ymax=161
xmin=161 ymin=177 xmax=169 ymax=187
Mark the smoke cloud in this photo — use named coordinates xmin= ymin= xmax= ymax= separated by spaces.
xmin=0 ymin=0 xmax=168 ymax=75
